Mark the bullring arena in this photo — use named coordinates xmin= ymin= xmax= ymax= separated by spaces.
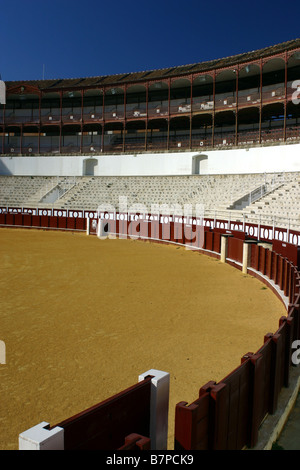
xmin=0 ymin=228 xmax=286 ymax=450
xmin=1 ymin=38 xmax=300 ymax=451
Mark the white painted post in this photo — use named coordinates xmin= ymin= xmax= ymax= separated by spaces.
xmin=242 ymin=241 xmax=257 ymax=274
xmin=97 ymin=219 xmax=107 ymax=239
xmin=86 ymin=217 xmax=90 ymax=235
xmin=220 ymin=235 xmax=228 ymax=263
xmin=19 ymin=422 xmax=64 ymax=450
xmin=139 ymin=369 xmax=170 ymax=451
xmin=0 ymin=340 xmax=5 ymax=364
xmin=242 ymin=242 xmax=250 ymax=274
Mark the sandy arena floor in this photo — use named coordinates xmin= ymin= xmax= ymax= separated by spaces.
xmin=0 ymin=228 xmax=287 ymax=450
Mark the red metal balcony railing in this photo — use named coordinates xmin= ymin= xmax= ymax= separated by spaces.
xmin=261 ymin=86 xmax=285 ymax=103
xmin=148 ymin=105 xmax=168 ymax=118
xmin=82 ymin=112 xmax=103 ymax=123
xmin=238 ymin=92 xmax=260 ymax=107
xmin=4 ymin=113 xmax=40 ymax=124
xmin=215 ymin=95 xmax=237 ymax=111
xmin=104 ymin=110 xmax=125 ymax=121
xmin=40 ymin=113 xmax=61 ymax=124
xmin=126 ymin=109 xmax=147 ymax=119
xmin=169 ymin=102 xmax=191 ymax=115
xmin=192 ymin=98 xmax=214 ymax=112
xmin=62 ymin=113 xmax=82 ymax=124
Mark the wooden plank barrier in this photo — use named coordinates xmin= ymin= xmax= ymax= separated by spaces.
xmin=0 ymin=211 xmax=87 ymax=233
xmin=52 ymin=376 xmax=152 ymax=450
xmin=227 ymin=236 xmax=244 ymax=264
xmin=175 ymin=391 xmax=211 ymax=450
xmin=204 ymin=229 xmax=213 ymax=251
xmin=19 ymin=370 xmax=170 ymax=451
xmin=175 ymin=352 xmax=266 ymax=450
xmin=118 ymin=433 xmax=151 ymax=451
xmin=213 ymin=231 xmax=221 ymax=254
xmin=175 ymin=239 xmax=300 ymax=450
xmin=272 ymin=239 xmax=300 ymax=270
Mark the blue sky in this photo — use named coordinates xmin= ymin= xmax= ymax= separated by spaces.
xmin=1 ymin=0 xmax=300 ymax=82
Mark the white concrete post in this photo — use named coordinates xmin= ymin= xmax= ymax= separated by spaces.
xmin=242 ymin=242 xmax=250 ymax=274
xmin=97 ymin=219 xmax=107 ymax=239
xmin=139 ymin=369 xmax=170 ymax=451
xmin=0 ymin=340 xmax=5 ymax=364
xmin=220 ymin=235 xmax=228 ymax=263
xmin=19 ymin=422 xmax=64 ymax=450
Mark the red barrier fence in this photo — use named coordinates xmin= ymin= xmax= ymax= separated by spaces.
xmin=0 ymin=211 xmax=86 ymax=232
xmin=174 ymin=253 xmax=300 ymax=451
xmin=48 ymin=375 xmax=152 ymax=450
xmin=174 ymin=303 xmax=300 ymax=450
xmin=5 ymin=208 xmax=300 ymax=450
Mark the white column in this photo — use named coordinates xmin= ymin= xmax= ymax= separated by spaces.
xmin=19 ymin=422 xmax=64 ymax=450
xmin=0 ymin=340 xmax=5 ymax=364
xmin=139 ymin=369 xmax=170 ymax=451
xmin=242 ymin=242 xmax=250 ymax=274
xmin=86 ymin=217 xmax=90 ymax=235
xmin=97 ymin=219 xmax=107 ymax=238
xmin=220 ymin=235 xmax=228 ymax=263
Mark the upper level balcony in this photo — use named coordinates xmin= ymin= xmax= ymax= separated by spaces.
xmin=2 ymin=48 xmax=300 ymax=131
xmin=0 ymin=84 xmax=292 ymax=129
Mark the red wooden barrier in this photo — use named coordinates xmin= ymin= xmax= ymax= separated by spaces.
xmin=57 ymin=217 xmax=67 ymax=229
xmin=75 ymin=217 xmax=85 ymax=231
xmin=14 ymin=213 xmax=23 ymax=226
xmin=213 ymin=231 xmax=221 ymax=253
xmin=175 ymin=392 xmax=211 ymax=450
xmin=118 ymin=433 xmax=151 ymax=451
xmin=250 ymin=244 xmax=259 ymax=270
xmin=204 ymin=229 xmax=213 ymax=251
xmin=173 ymin=221 xmax=184 ymax=244
xmin=31 ymin=215 xmax=41 ymax=227
xmin=6 ymin=213 xmax=14 ymax=226
xmin=272 ymin=239 xmax=300 ymax=269
xmin=149 ymin=218 xmax=160 ymax=241
xmin=49 ymin=376 xmax=152 ymax=450
xmin=66 ymin=217 xmax=75 ymax=230
xmin=40 ymin=215 xmax=49 ymax=228
xmin=227 ymin=237 xmax=243 ymax=263
xmin=48 ymin=216 xmax=58 ymax=229
xmin=175 ymin=263 xmax=300 ymax=451
xmin=23 ymin=214 xmax=32 ymax=227
xmin=139 ymin=219 xmax=149 ymax=239
xmin=258 ymin=246 xmax=266 ymax=274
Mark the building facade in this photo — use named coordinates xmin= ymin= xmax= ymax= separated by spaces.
xmin=1 ymin=39 xmax=300 ymax=159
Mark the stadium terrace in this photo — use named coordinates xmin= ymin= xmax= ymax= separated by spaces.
xmin=0 ymin=38 xmax=300 ymax=177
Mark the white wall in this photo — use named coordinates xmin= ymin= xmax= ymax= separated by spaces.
xmin=201 ymin=143 xmax=300 ymax=175
xmin=0 ymin=152 xmax=196 ymax=176
xmin=1 ymin=143 xmax=300 ymax=177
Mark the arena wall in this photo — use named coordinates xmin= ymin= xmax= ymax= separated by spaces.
xmin=1 ymin=142 xmax=300 ymax=177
